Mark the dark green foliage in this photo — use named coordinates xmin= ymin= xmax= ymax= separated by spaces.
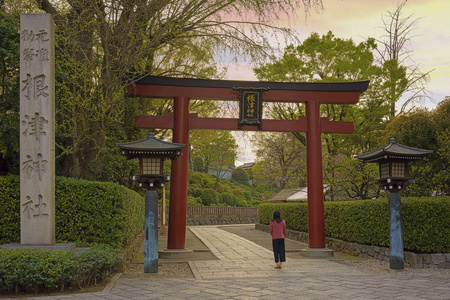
xmin=185 ymin=171 xmax=273 ymax=206
xmin=0 ymin=175 xmax=144 ymax=248
xmin=192 ymin=157 xmax=205 ymax=172
xmin=400 ymin=197 xmax=449 ymax=253
xmin=0 ymin=245 xmax=117 ymax=294
xmin=259 ymin=197 xmax=449 ymax=253
xmin=243 ymin=191 xmax=252 ymax=201
xmin=323 ymin=199 xmax=389 ymax=247
xmin=188 ymin=172 xmax=204 ymax=187
xmin=0 ymin=11 xmax=20 ymax=175
xmin=232 ymin=189 xmax=245 ymax=201
xmin=187 ymin=196 xmax=203 ymax=206
xmin=231 ymin=167 xmax=249 ymax=184
xmin=0 ymin=175 xmax=20 ymax=244
xmin=258 ymin=203 xmax=308 ymax=231
xmin=237 ymin=199 xmax=248 ymax=207
xmin=199 ymin=188 xmax=219 ymax=206
xmin=220 ymin=193 xmax=239 ymax=206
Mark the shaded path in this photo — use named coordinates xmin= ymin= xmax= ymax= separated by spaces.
xmin=23 ymin=225 xmax=450 ymax=300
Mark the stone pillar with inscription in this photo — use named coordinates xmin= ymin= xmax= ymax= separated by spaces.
xmin=20 ymin=14 xmax=55 ymax=245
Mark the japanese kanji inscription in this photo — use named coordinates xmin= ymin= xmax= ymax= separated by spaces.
xmin=20 ymin=14 xmax=55 ymax=245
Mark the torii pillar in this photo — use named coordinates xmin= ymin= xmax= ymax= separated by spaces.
xmin=169 ymin=96 xmax=190 ymax=250
xmin=128 ymin=76 xmax=369 ymax=256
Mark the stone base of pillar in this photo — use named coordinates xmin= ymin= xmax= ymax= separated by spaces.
xmin=159 ymin=249 xmax=194 ymax=259
xmin=300 ymin=248 xmax=334 ymax=258
xmin=390 ymin=255 xmax=405 ymax=270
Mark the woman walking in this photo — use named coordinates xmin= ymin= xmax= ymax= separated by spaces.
xmin=270 ymin=210 xmax=286 ymax=269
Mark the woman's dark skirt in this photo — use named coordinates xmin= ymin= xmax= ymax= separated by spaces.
xmin=272 ymin=238 xmax=286 ymax=263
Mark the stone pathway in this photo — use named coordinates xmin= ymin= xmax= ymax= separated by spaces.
xmin=189 ymin=225 xmax=368 ymax=280
xmin=14 ymin=225 xmax=450 ymax=300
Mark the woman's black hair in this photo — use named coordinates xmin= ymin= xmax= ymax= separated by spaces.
xmin=273 ymin=210 xmax=281 ymax=223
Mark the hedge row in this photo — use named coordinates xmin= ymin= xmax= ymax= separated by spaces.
xmin=0 ymin=245 xmax=117 ymax=295
xmin=0 ymin=175 xmax=145 ymax=249
xmin=258 ymin=197 xmax=449 ymax=253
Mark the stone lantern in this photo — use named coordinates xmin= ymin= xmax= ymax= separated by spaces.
xmin=117 ymin=133 xmax=185 ymax=273
xmin=355 ymin=138 xmax=432 ymax=269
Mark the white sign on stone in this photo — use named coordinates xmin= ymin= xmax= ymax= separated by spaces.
xmin=20 ymin=14 xmax=55 ymax=245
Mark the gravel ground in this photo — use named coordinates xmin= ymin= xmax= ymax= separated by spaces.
xmin=221 ymin=225 xmax=450 ymax=276
xmin=121 ymin=261 xmax=194 ymax=278
xmin=121 ymin=225 xmax=450 ymax=278
xmin=335 ymin=257 xmax=450 ymax=275
xmin=121 ymin=227 xmax=216 ymax=279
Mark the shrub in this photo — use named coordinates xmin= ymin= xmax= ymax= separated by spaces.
xmin=201 ymin=173 xmax=215 ymax=186
xmin=219 ymin=192 xmax=239 ymax=207
xmin=232 ymin=189 xmax=245 ymax=200
xmin=205 ymin=181 xmax=216 ymax=189
xmin=255 ymin=186 xmax=266 ymax=193
xmin=258 ymin=196 xmax=450 ymax=253
xmin=187 ymin=184 xmax=201 ymax=197
xmin=187 ymin=196 xmax=202 ymax=206
xmin=199 ymin=188 xmax=219 ymax=206
xmin=258 ymin=203 xmax=308 ymax=232
xmin=0 ymin=175 xmax=20 ymax=244
xmin=0 ymin=175 xmax=144 ymax=249
xmin=243 ymin=191 xmax=251 ymax=201
xmin=0 ymin=245 xmax=117 ymax=294
xmin=231 ymin=167 xmax=249 ymax=184
xmin=237 ymin=199 xmax=248 ymax=207
xmin=215 ymin=183 xmax=225 ymax=193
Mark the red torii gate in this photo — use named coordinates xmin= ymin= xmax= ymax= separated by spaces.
xmin=128 ymin=76 xmax=369 ymax=254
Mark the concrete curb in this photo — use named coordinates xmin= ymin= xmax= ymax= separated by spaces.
xmin=188 ymin=261 xmax=202 ymax=279
xmin=102 ymin=273 xmax=122 ymax=293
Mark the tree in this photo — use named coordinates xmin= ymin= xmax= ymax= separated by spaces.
xmin=199 ymin=188 xmax=219 ymax=206
xmin=190 ymin=130 xmax=238 ymax=188
xmin=4 ymin=0 xmax=323 ymax=181
xmin=381 ymin=97 xmax=450 ymax=196
xmin=376 ymin=0 xmax=431 ymax=118
xmin=231 ymin=167 xmax=249 ymax=184
xmin=322 ymin=153 xmax=380 ymax=200
xmin=0 ymin=9 xmax=20 ymax=175
xmin=253 ymin=32 xmax=386 ymax=197
xmin=252 ymin=132 xmax=306 ymax=191
xmin=254 ymin=31 xmax=387 ymax=154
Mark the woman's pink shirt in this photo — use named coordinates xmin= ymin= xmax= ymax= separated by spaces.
xmin=269 ymin=219 xmax=286 ymax=239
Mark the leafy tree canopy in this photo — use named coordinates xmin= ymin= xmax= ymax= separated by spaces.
xmin=231 ymin=167 xmax=249 ymax=185
xmin=1 ymin=0 xmax=323 ymax=181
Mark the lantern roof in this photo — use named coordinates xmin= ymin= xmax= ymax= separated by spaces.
xmin=116 ymin=133 xmax=185 ymax=160
xmin=355 ymin=138 xmax=433 ymax=163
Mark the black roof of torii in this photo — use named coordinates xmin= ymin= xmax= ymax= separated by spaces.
xmin=129 ymin=75 xmax=370 ymax=93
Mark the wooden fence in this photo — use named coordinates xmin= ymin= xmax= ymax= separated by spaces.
xmin=159 ymin=206 xmax=258 ymax=218
xmin=186 ymin=206 xmax=258 ymax=217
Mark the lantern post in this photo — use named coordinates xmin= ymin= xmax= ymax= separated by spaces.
xmin=356 ymin=138 xmax=432 ymax=269
xmin=117 ymin=133 xmax=185 ymax=273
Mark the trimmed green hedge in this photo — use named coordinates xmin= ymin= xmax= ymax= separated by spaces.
xmin=0 ymin=245 xmax=117 ymax=294
xmin=258 ymin=197 xmax=449 ymax=253
xmin=0 ymin=175 xmax=144 ymax=249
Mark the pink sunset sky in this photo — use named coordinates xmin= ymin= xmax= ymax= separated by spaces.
xmin=229 ymin=0 xmax=449 ymax=165
xmin=225 ymin=0 xmax=449 ymax=108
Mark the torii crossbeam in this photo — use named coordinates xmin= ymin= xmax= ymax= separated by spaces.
xmin=128 ymin=76 xmax=369 ymax=254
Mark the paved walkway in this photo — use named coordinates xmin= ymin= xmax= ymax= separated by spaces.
xmin=16 ymin=225 xmax=450 ymax=300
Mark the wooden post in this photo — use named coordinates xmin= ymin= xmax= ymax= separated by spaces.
xmin=168 ymin=96 xmax=190 ymax=249
xmin=306 ymin=100 xmax=325 ymax=249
